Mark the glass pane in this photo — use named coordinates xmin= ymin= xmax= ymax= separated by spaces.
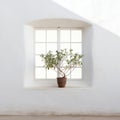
xmin=71 ymin=30 xmax=82 ymax=42
xmin=35 ymin=55 xmax=44 ymax=67
xmin=71 ymin=68 xmax=82 ymax=79
xmin=35 ymin=68 xmax=46 ymax=79
xmin=35 ymin=43 xmax=46 ymax=54
xmin=60 ymin=30 xmax=70 ymax=42
xmin=47 ymin=30 xmax=57 ymax=42
xmin=60 ymin=43 xmax=70 ymax=50
xmin=71 ymin=43 xmax=82 ymax=54
xmin=61 ymin=61 xmax=68 ymax=67
xmin=47 ymin=69 xmax=57 ymax=79
xmin=35 ymin=30 xmax=46 ymax=42
xmin=47 ymin=43 xmax=57 ymax=53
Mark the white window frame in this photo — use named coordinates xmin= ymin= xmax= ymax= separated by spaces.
xmin=34 ymin=27 xmax=83 ymax=81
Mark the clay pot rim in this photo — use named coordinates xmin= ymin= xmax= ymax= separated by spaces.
xmin=57 ymin=76 xmax=67 ymax=79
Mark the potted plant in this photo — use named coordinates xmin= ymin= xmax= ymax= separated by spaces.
xmin=40 ymin=49 xmax=83 ymax=88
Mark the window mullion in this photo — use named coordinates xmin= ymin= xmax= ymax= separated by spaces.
xmin=45 ymin=29 xmax=47 ymax=79
xmin=57 ymin=28 xmax=60 ymax=50
xmin=57 ymin=28 xmax=60 ymax=77
xmin=70 ymin=29 xmax=72 ymax=80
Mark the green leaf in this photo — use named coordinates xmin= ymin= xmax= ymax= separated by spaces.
xmin=40 ymin=49 xmax=83 ymax=75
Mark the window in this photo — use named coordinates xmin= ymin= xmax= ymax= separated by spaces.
xmin=24 ymin=19 xmax=92 ymax=88
xmin=34 ymin=28 xmax=82 ymax=80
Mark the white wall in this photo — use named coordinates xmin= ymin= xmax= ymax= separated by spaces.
xmin=0 ymin=0 xmax=120 ymax=115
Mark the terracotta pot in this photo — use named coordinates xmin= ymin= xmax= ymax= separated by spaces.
xmin=57 ymin=76 xmax=67 ymax=88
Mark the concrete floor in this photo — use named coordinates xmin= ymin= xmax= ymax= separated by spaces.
xmin=0 ymin=115 xmax=120 ymax=120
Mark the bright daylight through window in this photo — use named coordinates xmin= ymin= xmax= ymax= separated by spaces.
xmin=34 ymin=28 xmax=82 ymax=80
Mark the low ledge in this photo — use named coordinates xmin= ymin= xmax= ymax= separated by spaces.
xmin=24 ymin=80 xmax=91 ymax=90
xmin=1 ymin=113 xmax=120 ymax=117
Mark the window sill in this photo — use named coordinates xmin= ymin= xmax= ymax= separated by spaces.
xmin=24 ymin=79 xmax=90 ymax=90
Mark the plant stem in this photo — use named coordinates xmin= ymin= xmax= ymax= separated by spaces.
xmin=57 ymin=67 xmax=65 ymax=77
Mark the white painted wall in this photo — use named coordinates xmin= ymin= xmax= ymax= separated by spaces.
xmin=0 ymin=0 xmax=120 ymax=115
